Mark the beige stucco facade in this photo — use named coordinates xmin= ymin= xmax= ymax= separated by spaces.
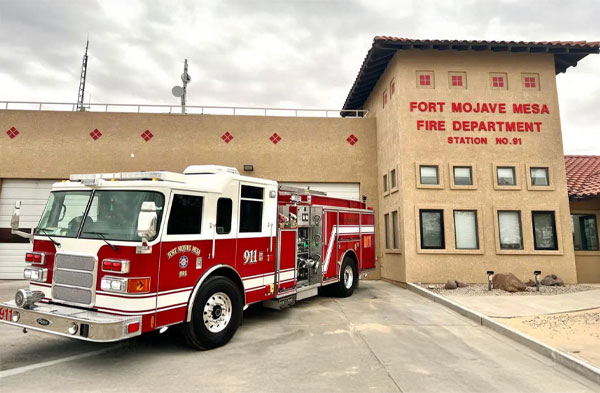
xmin=364 ymin=50 xmax=578 ymax=284
xmin=1 ymin=46 xmax=598 ymax=283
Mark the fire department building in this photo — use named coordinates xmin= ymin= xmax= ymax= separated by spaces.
xmin=1 ymin=37 xmax=599 ymax=284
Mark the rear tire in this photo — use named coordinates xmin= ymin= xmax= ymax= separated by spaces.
xmin=332 ymin=256 xmax=358 ymax=298
xmin=182 ymin=276 xmax=243 ymax=350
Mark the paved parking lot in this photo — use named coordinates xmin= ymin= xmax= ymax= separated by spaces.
xmin=1 ymin=279 xmax=598 ymax=392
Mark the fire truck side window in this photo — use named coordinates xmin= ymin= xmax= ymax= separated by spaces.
xmin=239 ymin=185 xmax=263 ymax=233
xmin=216 ymin=198 xmax=232 ymax=234
xmin=167 ymin=194 xmax=203 ymax=235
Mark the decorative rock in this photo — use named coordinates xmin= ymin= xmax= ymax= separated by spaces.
xmin=541 ymin=274 xmax=565 ymax=286
xmin=444 ymin=280 xmax=458 ymax=290
xmin=492 ymin=273 xmax=527 ymax=293
xmin=525 ymin=279 xmax=536 ymax=287
xmin=556 ymin=278 xmax=565 ymax=286
xmin=456 ymin=281 xmax=468 ymax=288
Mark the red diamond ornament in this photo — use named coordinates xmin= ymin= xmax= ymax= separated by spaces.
xmin=269 ymin=132 xmax=282 ymax=144
xmin=346 ymin=134 xmax=358 ymax=145
xmin=141 ymin=129 xmax=154 ymax=142
xmin=90 ymin=128 xmax=102 ymax=140
xmin=221 ymin=132 xmax=234 ymax=143
xmin=6 ymin=127 xmax=19 ymax=139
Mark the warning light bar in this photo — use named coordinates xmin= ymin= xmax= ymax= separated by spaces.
xmin=69 ymin=171 xmax=186 ymax=185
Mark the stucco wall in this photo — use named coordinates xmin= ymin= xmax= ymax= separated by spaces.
xmin=364 ymin=50 xmax=578 ymax=284
xmin=570 ymin=199 xmax=600 ymax=283
xmin=0 ymin=110 xmax=381 ymax=278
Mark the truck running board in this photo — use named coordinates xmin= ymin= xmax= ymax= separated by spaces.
xmin=263 ymin=295 xmax=296 ymax=310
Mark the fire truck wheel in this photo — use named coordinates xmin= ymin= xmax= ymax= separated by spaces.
xmin=334 ymin=257 xmax=358 ymax=298
xmin=182 ymin=276 xmax=243 ymax=350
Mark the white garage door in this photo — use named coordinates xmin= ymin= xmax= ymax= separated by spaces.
xmin=0 ymin=179 xmax=57 ymax=279
xmin=279 ymin=182 xmax=360 ymax=200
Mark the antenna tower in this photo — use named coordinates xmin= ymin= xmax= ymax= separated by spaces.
xmin=76 ymin=40 xmax=89 ymax=111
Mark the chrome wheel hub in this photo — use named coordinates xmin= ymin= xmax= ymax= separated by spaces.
xmin=203 ymin=292 xmax=232 ymax=333
xmin=344 ymin=265 xmax=354 ymax=289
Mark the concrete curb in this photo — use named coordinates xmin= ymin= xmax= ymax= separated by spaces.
xmin=407 ymin=283 xmax=600 ymax=386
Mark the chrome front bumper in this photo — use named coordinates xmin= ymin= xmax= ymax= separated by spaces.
xmin=0 ymin=300 xmax=142 ymax=342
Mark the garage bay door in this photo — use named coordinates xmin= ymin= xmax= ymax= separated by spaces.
xmin=0 ymin=179 xmax=57 ymax=279
xmin=279 ymin=182 xmax=360 ymax=200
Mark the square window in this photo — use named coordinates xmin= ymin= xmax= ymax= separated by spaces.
xmin=449 ymin=72 xmax=466 ymax=89
xmin=497 ymin=166 xmax=516 ymax=186
xmin=454 ymin=210 xmax=478 ymax=249
xmin=416 ymin=71 xmax=434 ymax=89
xmin=532 ymin=211 xmax=558 ymax=250
xmin=490 ymin=73 xmax=508 ymax=90
xmin=420 ymin=165 xmax=439 ymax=185
xmin=453 ymin=166 xmax=472 ymax=186
xmin=452 ymin=75 xmax=462 ymax=86
xmin=498 ymin=211 xmax=523 ymax=250
xmin=522 ymin=73 xmax=539 ymax=90
xmin=530 ymin=167 xmax=549 ymax=186
xmin=420 ymin=209 xmax=444 ymax=249
xmin=572 ymin=214 xmax=599 ymax=251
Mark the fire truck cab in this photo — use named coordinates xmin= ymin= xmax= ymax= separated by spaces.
xmin=0 ymin=165 xmax=375 ymax=349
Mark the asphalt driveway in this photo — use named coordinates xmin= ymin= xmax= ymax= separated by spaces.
xmin=0 ymin=279 xmax=598 ymax=392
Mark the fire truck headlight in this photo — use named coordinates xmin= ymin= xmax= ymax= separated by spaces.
xmin=68 ymin=322 xmax=78 ymax=335
xmin=101 ymin=277 xmax=130 ymax=293
xmin=24 ymin=267 xmax=48 ymax=282
xmin=12 ymin=311 xmax=20 ymax=323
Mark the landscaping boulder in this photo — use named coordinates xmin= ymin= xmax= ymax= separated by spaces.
xmin=541 ymin=274 xmax=564 ymax=286
xmin=444 ymin=280 xmax=458 ymax=290
xmin=456 ymin=280 xmax=468 ymax=288
xmin=525 ymin=279 xmax=536 ymax=287
xmin=492 ymin=273 xmax=526 ymax=293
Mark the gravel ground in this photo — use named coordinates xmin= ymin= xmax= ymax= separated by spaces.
xmin=520 ymin=311 xmax=600 ymax=335
xmin=418 ymin=283 xmax=596 ymax=296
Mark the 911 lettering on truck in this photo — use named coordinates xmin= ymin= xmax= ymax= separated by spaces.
xmin=0 ymin=165 xmax=376 ymax=349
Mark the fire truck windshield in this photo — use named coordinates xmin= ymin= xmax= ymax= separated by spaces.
xmin=36 ymin=190 xmax=164 ymax=241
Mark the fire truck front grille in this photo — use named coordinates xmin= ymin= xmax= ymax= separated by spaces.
xmin=52 ymin=254 xmax=97 ymax=306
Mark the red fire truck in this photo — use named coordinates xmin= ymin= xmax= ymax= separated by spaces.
xmin=0 ymin=166 xmax=375 ymax=349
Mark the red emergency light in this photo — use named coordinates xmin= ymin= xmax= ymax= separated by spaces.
xmin=101 ymin=259 xmax=130 ymax=274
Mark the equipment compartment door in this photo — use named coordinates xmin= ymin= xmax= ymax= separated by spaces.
xmin=360 ymin=213 xmax=376 ymax=271
xmin=322 ymin=211 xmax=339 ymax=282
xmin=276 ymin=229 xmax=297 ymax=295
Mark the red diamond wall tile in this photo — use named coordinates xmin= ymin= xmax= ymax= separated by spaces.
xmin=141 ymin=129 xmax=154 ymax=142
xmin=90 ymin=128 xmax=102 ymax=140
xmin=347 ymin=134 xmax=358 ymax=145
xmin=6 ymin=127 xmax=19 ymax=139
xmin=221 ymin=131 xmax=234 ymax=143
xmin=270 ymin=132 xmax=282 ymax=144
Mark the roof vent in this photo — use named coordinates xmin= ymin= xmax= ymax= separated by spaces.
xmin=183 ymin=165 xmax=240 ymax=175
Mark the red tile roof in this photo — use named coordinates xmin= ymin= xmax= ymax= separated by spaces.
xmin=565 ymin=155 xmax=600 ymax=199
xmin=342 ymin=37 xmax=600 ymax=114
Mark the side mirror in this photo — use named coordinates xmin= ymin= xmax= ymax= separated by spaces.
xmin=137 ymin=201 xmax=158 ymax=239
xmin=11 ymin=200 xmax=21 ymax=230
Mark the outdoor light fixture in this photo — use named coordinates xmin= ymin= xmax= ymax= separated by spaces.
xmin=362 ymin=194 xmax=367 ymax=204
xmin=486 ymin=271 xmax=494 ymax=291
xmin=243 ymin=164 xmax=254 ymax=172
xmin=534 ymin=270 xmax=542 ymax=292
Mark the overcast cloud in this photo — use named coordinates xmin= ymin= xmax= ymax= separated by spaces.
xmin=0 ymin=0 xmax=598 ymax=153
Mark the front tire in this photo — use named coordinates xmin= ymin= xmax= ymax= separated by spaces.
xmin=182 ymin=276 xmax=243 ymax=350
xmin=333 ymin=256 xmax=358 ymax=298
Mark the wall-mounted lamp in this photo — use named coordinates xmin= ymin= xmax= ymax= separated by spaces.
xmin=486 ymin=270 xmax=494 ymax=291
xmin=243 ymin=164 xmax=254 ymax=172
xmin=534 ymin=270 xmax=541 ymax=292
xmin=362 ymin=194 xmax=367 ymax=204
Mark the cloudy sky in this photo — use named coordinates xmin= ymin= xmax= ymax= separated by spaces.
xmin=0 ymin=0 xmax=598 ymax=153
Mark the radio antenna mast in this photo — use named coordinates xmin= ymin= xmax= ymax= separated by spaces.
xmin=172 ymin=59 xmax=191 ymax=114
xmin=76 ymin=40 xmax=89 ymax=111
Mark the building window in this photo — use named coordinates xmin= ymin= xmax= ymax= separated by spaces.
xmin=420 ymin=209 xmax=445 ymax=249
xmin=449 ymin=72 xmax=466 ymax=89
xmin=383 ymin=90 xmax=388 ymax=108
xmin=572 ymin=214 xmax=599 ymax=251
xmin=390 ymin=168 xmax=397 ymax=190
xmin=454 ymin=210 xmax=478 ymax=249
xmin=532 ymin=211 xmax=558 ymax=250
xmin=216 ymin=198 xmax=232 ymax=234
xmin=168 ymin=194 xmax=203 ymax=235
xmin=391 ymin=210 xmax=399 ymax=249
xmin=416 ymin=71 xmax=434 ymax=89
xmin=453 ymin=166 xmax=472 ymax=186
xmin=522 ymin=73 xmax=539 ymax=90
xmin=420 ymin=165 xmax=439 ymax=185
xmin=390 ymin=79 xmax=396 ymax=96
xmin=490 ymin=72 xmax=508 ymax=90
xmin=384 ymin=213 xmax=390 ymax=249
xmin=383 ymin=173 xmax=389 ymax=193
xmin=240 ymin=185 xmax=263 ymax=233
xmin=498 ymin=211 xmax=523 ymax=249
xmin=497 ymin=166 xmax=516 ymax=186
xmin=530 ymin=167 xmax=549 ymax=186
